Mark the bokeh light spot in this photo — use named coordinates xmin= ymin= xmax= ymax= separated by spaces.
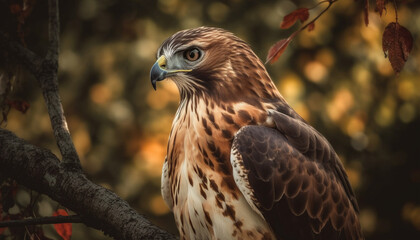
xmin=402 ymin=203 xmax=420 ymax=231
xmin=346 ymin=166 xmax=361 ymax=189
xmin=304 ymin=61 xmax=328 ymax=83
xmin=158 ymin=0 xmax=180 ymax=15
xmin=73 ymin=126 xmax=92 ymax=158
xmin=327 ymin=88 xmax=354 ymax=122
xmin=147 ymin=89 xmax=171 ymax=110
xmin=293 ymin=102 xmax=311 ymax=122
xmin=135 ymin=38 xmax=160 ymax=60
xmin=208 ymin=2 xmax=229 ymax=22
xmin=147 ymin=81 xmax=179 ymax=110
xmin=108 ymin=100 xmax=134 ymax=126
xmin=316 ymin=48 xmax=335 ymax=68
xmin=399 ymin=103 xmax=416 ymax=123
xmin=135 ymin=137 xmax=166 ymax=176
xmin=359 ymin=208 xmax=377 ymax=234
xmin=90 ymin=83 xmax=112 ymax=104
xmin=398 ymin=79 xmax=416 ymax=101
xmin=278 ymin=73 xmax=304 ymax=104
xmin=306 ymin=92 xmax=324 ymax=112
xmin=374 ymin=97 xmax=396 ymax=127
xmin=350 ymin=132 xmax=369 ymax=151
xmin=346 ymin=114 xmax=366 ymax=136
xmin=149 ymin=194 xmax=170 ymax=216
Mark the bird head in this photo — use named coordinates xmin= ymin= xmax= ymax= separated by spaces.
xmin=150 ymin=27 xmax=277 ymax=101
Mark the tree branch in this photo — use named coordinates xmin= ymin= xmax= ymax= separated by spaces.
xmin=0 ymin=215 xmax=83 ymax=228
xmin=0 ymin=129 xmax=176 ymax=240
xmin=36 ymin=0 xmax=81 ymax=169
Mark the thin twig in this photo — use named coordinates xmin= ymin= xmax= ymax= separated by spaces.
xmin=0 ymin=215 xmax=83 ymax=228
xmin=299 ymin=0 xmax=337 ymax=33
xmin=307 ymin=0 xmax=331 ymax=11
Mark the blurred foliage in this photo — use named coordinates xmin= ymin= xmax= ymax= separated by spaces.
xmin=1 ymin=0 xmax=420 ymax=239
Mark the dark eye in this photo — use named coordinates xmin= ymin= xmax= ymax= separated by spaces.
xmin=184 ymin=48 xmax=201 ymax=61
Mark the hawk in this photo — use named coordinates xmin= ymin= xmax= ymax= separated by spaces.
xmin=150 ymin=27 xmax=363 ymax=240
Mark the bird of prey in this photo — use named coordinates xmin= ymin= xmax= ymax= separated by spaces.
xmin=150 ymin=27 xmax=363 ymax=240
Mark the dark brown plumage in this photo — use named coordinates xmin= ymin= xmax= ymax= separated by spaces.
xmin=151 ymin=26 xmax=363 ymax=240
xmin=231 ymin=110 xmax=362 ymax=240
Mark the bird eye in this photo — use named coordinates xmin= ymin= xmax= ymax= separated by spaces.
xmin=184 ymin=48 xmax=201 ymax=61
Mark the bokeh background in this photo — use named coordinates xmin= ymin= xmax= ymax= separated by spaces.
xmin=1 ymin=0 xmax=420 ymax=239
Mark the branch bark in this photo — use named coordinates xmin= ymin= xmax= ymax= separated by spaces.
xmin=0 ymin=129 xmax=176 ymax=240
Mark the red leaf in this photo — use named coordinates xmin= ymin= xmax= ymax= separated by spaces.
xmin=375 ymin=0 xmax=387 ymax=16
xmin=0 ymin=215 xmax=10 ymax=235
xmin=0 ymin=213 xmax=4 ymax=235
xmin=364 ymin=0 xmax=369 ymax=26
xmin=9 ymin=4 xmax=21 ymax=14
xmin=53 ymin=210 xmax=72 ymax=240
xmin=280 ymin=8 xmax=309 ymax=29
xmin=266 ymin=33 xmax=296 ymax=64
xmin=308 ymin=22 xmax=315 ymax=32
xmin=382 ymin=22 xmax=413 ymax=74
xmin=6 ymin=100 xmax=30 ymax=113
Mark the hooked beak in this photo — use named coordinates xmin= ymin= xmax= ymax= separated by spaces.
xmin=150 ymin=55 xmax=193 ymax=90
xmin=150 ymin=55 xmax=168 ymax=90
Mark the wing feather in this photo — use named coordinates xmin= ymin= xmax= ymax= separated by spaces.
xmin=230 ymin=110 xmax=363 ymax=240
xmin=161 ymin=157 xmax=173 ymax=210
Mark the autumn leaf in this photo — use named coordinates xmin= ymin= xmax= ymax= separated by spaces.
xmin=9 ymin=0 xmax=36 ymax=20
xmin=308 ymin=22 xmax=315 ymax=32
xmin=280 ymin=8 xmax=309 ymax=29
xmin=53 ymin=209 xmax=72 ymax=240
xmin=7 ymin=100 xmax=30 ymax=113
xmin=0 ymin=214 xmax=4 ymax=235
xmin=375 ymin=0 xmax=387 ymax=16
xmin=0 ymin=215 xmax=10 ymax=235
xmin=9 ymin=4 xmax=21 ymax=14
xmin=0 ymin=225 xmax=5 ymax=235
xmin=364 ymin=0 xmax=369 ymax=26
xmin=266 ymin=33 xmax=296 ymax=64
xmin=382 ymin=22 xmax=413 ymax=74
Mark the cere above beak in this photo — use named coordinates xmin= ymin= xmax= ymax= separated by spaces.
xmin=150 ymin=55 xmax=168 ymax=90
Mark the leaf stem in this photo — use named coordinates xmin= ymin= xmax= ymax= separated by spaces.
xmin=299 ymin=0 xmax=337 ymax=33
xmin=393 ymin=0 xmax=398 ymax=22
